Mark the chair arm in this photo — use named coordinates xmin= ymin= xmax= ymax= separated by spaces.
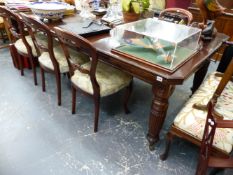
xmin=216 ymin=120 xmax=233 ymax=128
xmin=208 ymin=157 xmax=233 ymax=168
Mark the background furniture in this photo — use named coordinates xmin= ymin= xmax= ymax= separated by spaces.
xmin=189 ymin=2 xmax=233 ymax=41
xmin=159 ymin=7 xmax=193 ymax=25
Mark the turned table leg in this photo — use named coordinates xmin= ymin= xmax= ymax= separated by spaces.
xmin=147 ymin=82 xmax=175 ymax=150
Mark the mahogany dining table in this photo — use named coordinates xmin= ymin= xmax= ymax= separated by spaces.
xmin=33 ymin=13 xmax=229 ymax=150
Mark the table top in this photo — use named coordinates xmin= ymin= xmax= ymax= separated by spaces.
xmin=93 ymin=33 xmax=229 ymax=85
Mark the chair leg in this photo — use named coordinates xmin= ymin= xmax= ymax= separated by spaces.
xmin=93 ymin=95 xmax=100 ymax=132
xmin=9 ymin=44 xmax=19 ymax=69
xmin=32 ymin=64 xmax=37 ymax=86
xmin=29 ymin=57 xmax=37 ymax=86
xmin=123 ymin=80 xmax=133 ymax=114
xmin=71 ymin=85 xmax=76 ymax=114
xmin=66 ymin=72 xmax=70 ymax=79
xmin=55 ymin=73 xmax=61 ymax=106
xmin=18 ymin=54 xmax=24 ymax=76
xmin=40 ymin=67 xmax=46 ymax=92
xmin=160 ymin=132 xmax=174 ymax=161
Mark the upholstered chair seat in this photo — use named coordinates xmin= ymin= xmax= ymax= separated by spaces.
xmin=71 ymin=62 xmax=132 ymax=97
xmin=14 ymin=34 xmax=58 ymax=57
xmin=174 ymin=72 xmax=233 ymax=153
xmin=0 ymin=17 xmax=3 ymax=24
xmin=38 ymin=46 xmax=89 ymax=73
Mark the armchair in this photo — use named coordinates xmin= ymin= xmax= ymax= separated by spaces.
xmin=160 ymin=41 xmax=233 ymax=163
xmin=196 ymin=45 xmax=233 ymax=175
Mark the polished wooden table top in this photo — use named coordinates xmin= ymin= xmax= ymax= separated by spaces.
xmin=93 ymin=33 xmax=229 ymax=85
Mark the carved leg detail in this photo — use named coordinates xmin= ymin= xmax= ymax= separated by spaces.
xmin=147 ymin=83 xmax=174 ymax=150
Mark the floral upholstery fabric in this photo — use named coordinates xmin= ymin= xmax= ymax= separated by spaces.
xmin=71 ymin=62 xmax=132 ymax=97
xmin=215 ymin=80 xmax=233 ymax=120
xmin=38 ymin=46 xmax=89 ymax=73
xmin=174 ymin=72 xmax=233 ymax=153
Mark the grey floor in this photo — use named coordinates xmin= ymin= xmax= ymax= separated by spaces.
xmin=0 ymin=44 xmax=232 ymax=175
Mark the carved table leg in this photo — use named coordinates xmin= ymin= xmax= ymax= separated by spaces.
xmin=191 ymin=59 xmax=210 ymax=94
xmin=147 ymin=82 xmax=175 ymax=150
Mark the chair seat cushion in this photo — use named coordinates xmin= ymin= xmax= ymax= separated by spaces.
xmin=174 ymin=72 xmax=233 ymax=153
xmin=0 ymin=17 xmax=3 ymax=24
xmin=215 ymin=80 xmax=233 ymax=119
xmin=71 ymin=62 xmax=132 ymax=97
xmin=14 ymin=33 xmax=51 ymax=57
xmin=15 ymin=35 xmax=38 ymax=56
xmin=38 ymin=46 xmax=89 ymax=73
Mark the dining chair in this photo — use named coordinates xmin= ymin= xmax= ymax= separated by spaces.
xmin=53 ymin=27 xmax=133 ymax=132
xmin=196 ymin=51 xmax=233 ymax=175
xmin=20 ymin=14 xmax=90 ymax=106
xmin=159 ymin=7 xmax=193 ymax=25
xmin=0 ymin=6 xmax=46 ymax=85
xmin=160 ymin=41 xmax=233 ymax=161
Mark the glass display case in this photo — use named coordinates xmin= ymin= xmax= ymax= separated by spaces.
xmin=110 ymin=18 xmax=202 ymax=72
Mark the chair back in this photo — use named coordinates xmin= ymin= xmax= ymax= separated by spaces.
xmin=20 ymin=14 xmax=59 ymax=72
xmin=159 ymin=8 xmax=193 ymax=25
xmin=196 ymin=42 xmax=233 ymax=175
xmin=0 ymin=6 xmax=25 ymax=42
xmin=53 ymin=27 xmax=99 ymax=93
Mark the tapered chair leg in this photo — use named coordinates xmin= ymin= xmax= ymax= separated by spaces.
xmin=93 ymin=95 xmax=100 ymax=133
xmin=55 ymin=73 xmax=61 ymax=106
xmin=160 ymin=132 xmax=173 ymax=161
xmin=32 ymin=65 xmax=37 ymax=86
xmin=40 ymin=67 xmax=46 ymax=92
xmin=9 ymin=44 xmax=19 ymax=69
xmin=71 ymin=85 xmax=76 ymax=114
xmin=29 ymin=57 xmax=37 ymax=86
xmin=123 ymin=80 xmax=133 ymax=114
xmin=18 ymin=54 xmax=24 ymax=76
